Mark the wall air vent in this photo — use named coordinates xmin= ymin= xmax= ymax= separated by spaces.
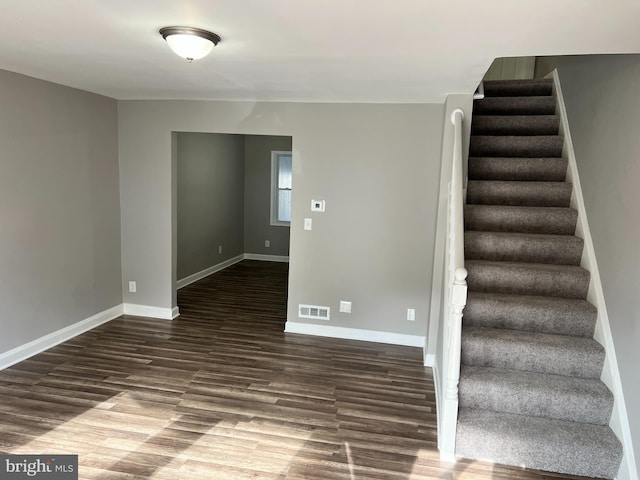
xmin=298 ymin=304 xmax=330 ymax=320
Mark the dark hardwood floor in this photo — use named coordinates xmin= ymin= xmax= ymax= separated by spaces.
xmin=0 ymin=260 xmax=600 ymax=479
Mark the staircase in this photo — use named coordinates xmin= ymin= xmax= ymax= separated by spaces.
xmin=456 ymin=79 xmax=623 ymax=479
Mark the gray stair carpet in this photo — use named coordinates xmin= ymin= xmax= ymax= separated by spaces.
xmin=469 ymin=157 xmax=567 ymax=181
xmin=469 ymin=135 xmax=564 ymax=157
xmin=465 ymin=231 xmax=584 ymax=265
xmin=464 ymin=292 xmax=597 ymax=337
xmin=465 ymin=205 xmax=578 ymax=234
xmin=472 ymin=115 xmax=560 ymax=136
xmin=467 ymin=180 xmax=572 ymax=207
xmin=456 ymin=78 xmax=623 ymax=478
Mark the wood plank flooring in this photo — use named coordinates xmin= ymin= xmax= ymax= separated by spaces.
xmin=0 ymin=260 xmax=601 ymax=479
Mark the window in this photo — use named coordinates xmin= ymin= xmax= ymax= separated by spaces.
xmin=271 ymin=151 xmax=292 ymax=226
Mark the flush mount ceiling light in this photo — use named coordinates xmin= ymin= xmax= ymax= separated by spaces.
xmin=159 ymin=26 xmax=221 ymax=62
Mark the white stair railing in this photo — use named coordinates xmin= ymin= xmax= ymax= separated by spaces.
xmin=440 ymin=108 xmax=468 ymax=458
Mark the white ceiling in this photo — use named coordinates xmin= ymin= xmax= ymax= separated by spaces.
xmin=1 ymin=0 xmax=639 ymax=103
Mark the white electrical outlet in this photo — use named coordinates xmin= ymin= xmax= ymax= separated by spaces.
xmin=129 ymin=281 xmax=137 ymax=293
xmin=218 ymin=245 xmax=223 ymax=254
xmin=311 ymin=199 xmax=326 ymax=212
xmin=407 ymin=308 xmax=415 ymax=321
xmin=339 ymin=301 xmax=352 ymax=313
xmin=265 ymin=240 xmax=270 ymax=247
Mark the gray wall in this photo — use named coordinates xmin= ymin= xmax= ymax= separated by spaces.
xmin=536 ymin=54 xmax=640 ymax=470
xmin=244 ymin=135 xmax=292 ymax=257
xmin=118 ymin=101 xmax=443 ymax=338
xmin=177 ymin=133 xmax=245 ymax=279
xmin=0 ymin=69 xmax=121 ymax=353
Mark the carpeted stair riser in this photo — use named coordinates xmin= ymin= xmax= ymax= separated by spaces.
xmin=461 ymin=327 xmax=605 ymax=378
xmin=471 ymin=115 xmax=560 ymax=136
xmin=465 ymin=231 xmax=583 ymax=265
xmin=469 ymin=135 xmax=564 ymax=157
xmin=464 ymin=205 xmax=578 ymax=235
xmin=466 ymin=260 xmax=590 ymax=299
xmin=473 ymin=96 xmax=557 ymax=115
xmin=466 ymin=181 xmax=572 ymax=207
xmin=459 ymin=365 xmax=614 ymax=425
xmin=464 ymin=292 xmax=597 ymax=337
xmin=483 ymin=79 xmax=554 ymax=97
xmin=456 ymin=408 xmax=623 ymax=479
xmin=469 ymin=157 xmax=567 ymax=182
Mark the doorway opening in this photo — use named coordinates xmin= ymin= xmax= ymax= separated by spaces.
xmin=171 ymin=132 xmax=293 ymax=321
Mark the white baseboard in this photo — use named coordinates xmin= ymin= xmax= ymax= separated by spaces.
xmin=0 ymin=304 xmax=124 ymax=371
xmin=123 ymin=303 xmax=176 ymax=320
xmin=244 ymin=253 xmax=289 ymax=262
xmin=284 ymin=322 xmax=425 ymax=348
xmin=424 ymin=353 xmax=435 ymax=367
xmin=177 ymin=254 xmax=245 ymax=289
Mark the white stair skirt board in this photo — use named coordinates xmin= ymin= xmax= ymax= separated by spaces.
xmin=244 ymin=253 xmax=290 ymax=262
xmin=285 ymin=322 xmax=425 ymax=348
xmin=176 ymin=254 xmax=245 ymax=289
xmin=123 ymin=304 xmax=178 ymax=320
xmin=0 ymin=304 xmax=124 ymax=371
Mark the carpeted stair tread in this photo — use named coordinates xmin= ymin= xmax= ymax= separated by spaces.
xmin=471 ymin=115 xmax=559 ymax=136
xmin=473 ymin=96 xmax=556 ymax=115
xmin=483 ymin=79 xmax=554 ymax=97
xmin=461 ymin=326 xmax=605 ymax=378
xmin=467 ymin=180 xmax=572 ymax=208
xmin=464 ymin=205 xmax=577 ymax=234
xmin=466 ymin=260 xmax=590 ymax=299
xmin=469 ymin=157 xmax=567 ymax=182
xmin=459 ymin=365 xmax=614 ymax=425
xmin=456 ymin=408 xmax=623 ymax=479
xmin=469 ymin=135 xmax=564 ymax=157
xmin=465 ymin=231 xmax=583 ymax=265
xmin=464 ymin=292 xmax=597 ymax=337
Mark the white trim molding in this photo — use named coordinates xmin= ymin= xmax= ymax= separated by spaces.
xmin=270 ymin=150 xmax=293 ymax=227
xmin=284 ymin=322 xmax=425 ymax=348
xmin=123 ymin=303 xmax=177 ymax=320
xmin=176 ymin=254 xmax=244 ymax=289
xmin=244 ymin=253 xmax=289 ymax=263
xmin=424 ymin=353 xmax=435 ymax=367
xmin=0 ymin=304 xmax=124 ymax=371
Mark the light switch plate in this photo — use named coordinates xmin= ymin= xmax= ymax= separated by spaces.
xmin=304 ymin=218 xmax=312 ymax=230
xmin=340 ymin=301 xmax=352 ymax=313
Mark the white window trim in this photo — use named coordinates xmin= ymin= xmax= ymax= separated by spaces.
xmin=270 ymin=150 xmax=292 ymax=227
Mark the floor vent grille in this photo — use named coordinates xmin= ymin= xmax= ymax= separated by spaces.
xmin=298 ymin=304 xmax=330 ymax=320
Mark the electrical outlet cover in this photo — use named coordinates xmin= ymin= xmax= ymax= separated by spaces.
xmin=311 ymin=199 xmax=326 ymax=212
xmin=339 ymin=301 xmax=352 ymax=313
